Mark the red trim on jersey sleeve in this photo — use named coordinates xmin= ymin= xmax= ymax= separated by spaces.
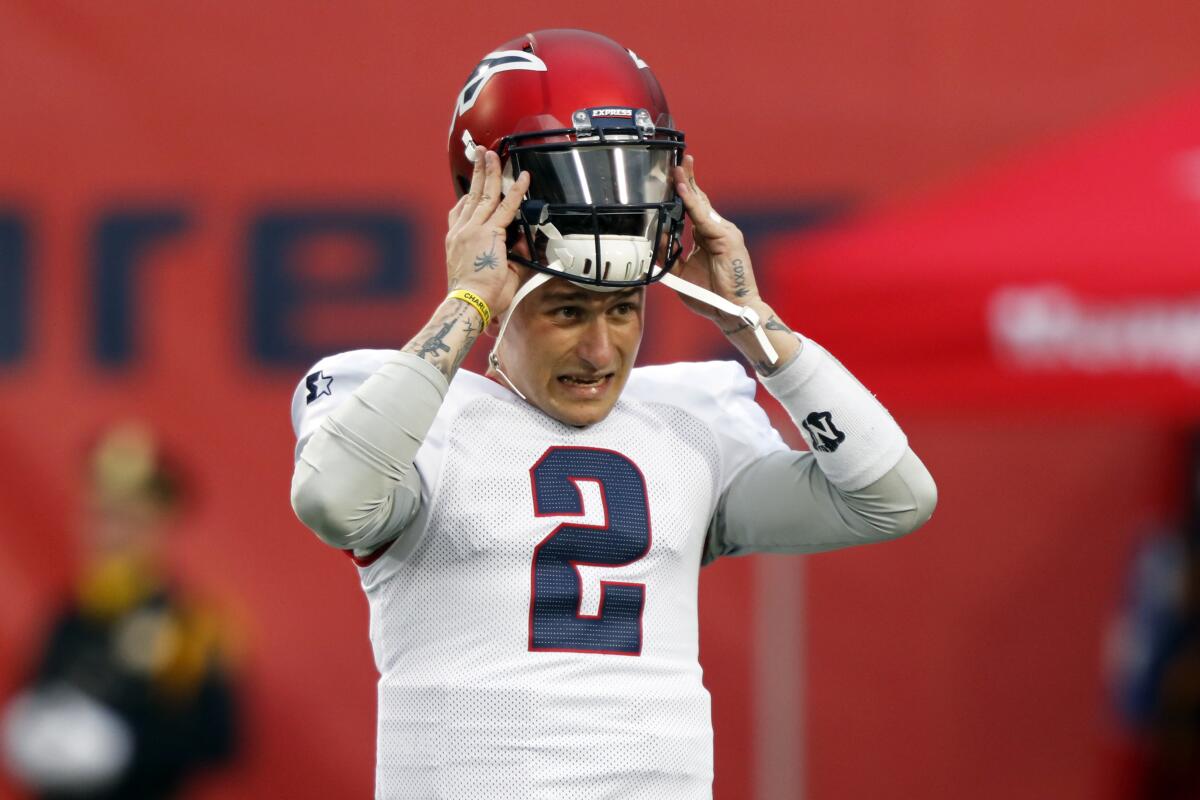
xmin=342 ymin=544 xmax=389 ymax=568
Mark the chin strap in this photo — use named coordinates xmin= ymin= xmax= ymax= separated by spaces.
xmin=655 ymin=271 xmax=779 ymax=365
xmin=487 ymin=262 xmax=779 ymax=401
xmin=488 ymin=270 xmax=553 ymax=401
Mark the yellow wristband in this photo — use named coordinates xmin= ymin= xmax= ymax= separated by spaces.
xmin=448 ymin=289 xmax=492 ymax=328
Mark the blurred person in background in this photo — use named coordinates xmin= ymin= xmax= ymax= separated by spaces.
xmin=1109 ymin=431 xmax=1200 ymax=800
xmin=2 ymin=423 xmax=239 ymax=800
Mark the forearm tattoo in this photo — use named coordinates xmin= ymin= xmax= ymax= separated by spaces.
xmin=402 ymin=301 xmax=481 ymax=380
xmin=731 ymin=258 xmax=750 ymax=298
xmin=414 ymin=319 xmax=454 ymax=360
xmin=452 ymin=318 xmax=481 ymax=374
xmin=764 ymin=315 xmax=791 ymax=333
xmin=720 ymin=319 xmax=753 ymax=336
xmin=722 ymin=314 xmax=789 ymax=337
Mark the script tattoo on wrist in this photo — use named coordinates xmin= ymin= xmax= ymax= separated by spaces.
xmin=731 ymin=258 xmax=750 ymax=298
xmin=473 ymin=232 xmax=500 ymax=271
xmin=720 ymin=319 xmax=753 ymax=336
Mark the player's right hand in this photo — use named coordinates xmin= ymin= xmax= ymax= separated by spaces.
xmin=444 ymin=149 xmax=530 ymax=320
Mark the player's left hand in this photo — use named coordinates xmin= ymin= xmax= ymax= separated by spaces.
xmin=670 ymin=155 xmax=761 ymax=324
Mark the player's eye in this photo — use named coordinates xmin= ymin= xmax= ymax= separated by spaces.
xmin=552 ymin=306 xmax=582 ymax=320
xmin=610 ymin=302 xmax=639 ymax=316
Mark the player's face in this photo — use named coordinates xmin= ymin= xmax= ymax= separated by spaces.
xmin=498 ymin=279 xmax=644 ymax=427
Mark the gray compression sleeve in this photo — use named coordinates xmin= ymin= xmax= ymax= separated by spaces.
xmin=291 ymin=353 xmax=447 ymax=551
xmin=703 ymin=447 xmax=937 ymax=563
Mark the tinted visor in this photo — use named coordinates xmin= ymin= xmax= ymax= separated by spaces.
xmin=515 ymin=145 xmax=674 ymax=237
xmin=518 ymin=145 xmax=674 ymax=205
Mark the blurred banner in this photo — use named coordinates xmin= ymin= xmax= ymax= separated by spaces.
xmin=2 ymin=3 xmax=1200 ymax=799
xmin=767 ymin=85 xmax=1200 ymax=418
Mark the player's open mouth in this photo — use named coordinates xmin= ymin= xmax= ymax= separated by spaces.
xmin=557 ymin=374 xmax=613 ymax=395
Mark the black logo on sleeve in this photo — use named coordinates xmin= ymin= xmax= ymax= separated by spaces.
xmin=305 ymin=371 xmax=334 ymax=404
xmin=801 ymin=411 xmax=845 ymax=453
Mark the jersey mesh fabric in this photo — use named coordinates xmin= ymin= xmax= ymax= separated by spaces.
xmin=293 ymin=356 xmax=786 ymax=800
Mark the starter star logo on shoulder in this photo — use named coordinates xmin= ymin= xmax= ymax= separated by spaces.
xmin=305 ymin=370 xmax=333 ymax=404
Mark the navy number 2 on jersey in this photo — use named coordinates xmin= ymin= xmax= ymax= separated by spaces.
xmin=528 ymin=447 xmax=651 ymax=655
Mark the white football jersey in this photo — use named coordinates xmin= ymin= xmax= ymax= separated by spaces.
xmin=292 ymin=351 xmax=787 ymax=800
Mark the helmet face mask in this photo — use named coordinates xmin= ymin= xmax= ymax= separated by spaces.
xmin=505 ymin=124 xmax=685 ymax=289
xmin=450 ymin=30 xmax=686 ymax=292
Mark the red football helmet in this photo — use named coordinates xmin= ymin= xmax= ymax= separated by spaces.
xmin=448 ymin=29 xmax=686 ymax=289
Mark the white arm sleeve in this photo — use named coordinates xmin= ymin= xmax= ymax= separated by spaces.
xmin=289 ymin=350 xmax=447 ymax=552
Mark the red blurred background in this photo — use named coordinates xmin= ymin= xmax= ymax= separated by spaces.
xmin=3 ymin=2 xmax=1200 ymax=798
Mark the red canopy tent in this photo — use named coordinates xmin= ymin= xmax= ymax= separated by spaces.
xmin=765 ymin=83 xmax=1200 ymax=420
xmin=760 ymin=85 xmax=1200 ymax=800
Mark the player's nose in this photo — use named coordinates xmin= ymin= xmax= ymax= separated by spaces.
xmin=574 ymin=317 xmax=616 ymax=370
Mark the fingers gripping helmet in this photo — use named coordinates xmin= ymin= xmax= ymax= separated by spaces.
xmin=448 ymin=29 xmax=686 ymax=291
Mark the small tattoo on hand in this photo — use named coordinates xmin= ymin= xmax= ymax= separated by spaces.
xmin=473 ymin=232 xmax=500 ymax=271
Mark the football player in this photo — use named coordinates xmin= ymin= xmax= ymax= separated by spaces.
xmin=290 ymin=29 xmax=936 ymax=799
